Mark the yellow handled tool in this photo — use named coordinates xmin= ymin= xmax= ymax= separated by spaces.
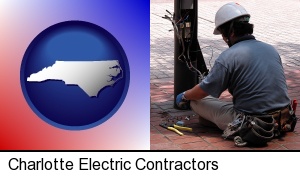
xmin=160 ymin=122 xmax=192 ymax=136
xmin=173 ymin=124 xmax=193 ymax=132
xmin=160 ymin=123 xmax=184 ymax=136
xmin=167 ymin=126 xmax=184 ymax=136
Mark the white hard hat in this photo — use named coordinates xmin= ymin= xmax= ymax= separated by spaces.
xmin=213 ymin=2 xmax=250 ymax=35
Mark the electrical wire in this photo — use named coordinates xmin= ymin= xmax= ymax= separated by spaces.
xmin=162 ymin=11 xmax=181 ymax=44
xmin=175 ymin=12 xmax=190 ymax=25
xmin=187 ymin=44 xmax=205 ymax=80
xmin=184 ymin=9 xmax=207 ymax=81
xmin=177 ymin=38 xmax=186 ymax=62
xmin=190 ymin=46 xmax=214 ymax=69
xmin=162 ymin=9 xmax=210 ymax=81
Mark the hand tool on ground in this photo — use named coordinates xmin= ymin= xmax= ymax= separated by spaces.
xmin=172 ymin=124 xmax=193 ymax=132
xmin=159 ymin=122 xmax=192 ymax=136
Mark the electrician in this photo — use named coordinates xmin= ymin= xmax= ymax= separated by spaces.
xmin=176 ymin=2 xmax=290 ymax=130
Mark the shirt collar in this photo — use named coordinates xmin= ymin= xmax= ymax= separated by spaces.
xmin=233 ymin=35 xmax=255 ymax=45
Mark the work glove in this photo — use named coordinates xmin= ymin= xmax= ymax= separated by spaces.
xmin=176 ymin=92 xmax=190 ymax=110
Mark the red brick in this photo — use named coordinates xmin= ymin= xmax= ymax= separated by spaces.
xmin=167 ymin=133 xmax=198 ymax=141
xmin=150 ymin=108 xmax=164 ymax=113
xmin=202 ymin=136 xmax=224 ymax=143
xmin=150 ymin=120 xmax=165 ymax=126
xmin=185 ymin=145 xmax=217 ymax=150
xmin=178 ymin=141 xmax=210 ymax=150
xmin=282 ymin=142 xmax=300 ymax=150
xmin=157 ymin=127 xmax=181 ymax=137
xmin=210 ymin=140 xmax=236 ymax=148
xmin=150 ymin=134 xmax=170 ymax=144
xmin=273 ymin=136 xmax=300 ymax=144
xmin=150 ymin=126 xmax=161 ymax=135
xmin=150 ymin=143 xmax=181 ymax=150
xmin=150 ymin=116 xmax=164 ymax=123
xmin=170 ymin=136 xmax=204 ymax=144
xmin=150 ymin=112 xmax=161 ymax=117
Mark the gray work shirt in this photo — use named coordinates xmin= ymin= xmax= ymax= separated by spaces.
xmin=200 ymin=36 xmax=290 ymax=114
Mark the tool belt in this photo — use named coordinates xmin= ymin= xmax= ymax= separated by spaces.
xmin=222 ymin=114 xmax=275 ymax=146
xmin=222 ymin=106 xmax=298 ymax=147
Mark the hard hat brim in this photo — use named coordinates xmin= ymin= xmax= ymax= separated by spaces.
xmin=213 ymin=28 xmax=221 ymax=35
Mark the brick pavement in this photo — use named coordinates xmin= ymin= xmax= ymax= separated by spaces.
xmin=150 ymin=0 xmax=300 ymax=150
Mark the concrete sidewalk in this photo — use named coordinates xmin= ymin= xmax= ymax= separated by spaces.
xmin=150 ymin=0 xmax=300 ymax=150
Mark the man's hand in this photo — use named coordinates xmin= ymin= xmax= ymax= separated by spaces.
xmin=176 ymin=92 xmax=190 ymax=110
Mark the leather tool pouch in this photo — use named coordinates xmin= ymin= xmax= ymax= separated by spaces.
xmin=271 ymin=107 xmax=297 ymax=137
xmin=239 ymin=115 xmax=274 ymax=146
xmin=223 ymin=115 xmax=275 ymax=146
